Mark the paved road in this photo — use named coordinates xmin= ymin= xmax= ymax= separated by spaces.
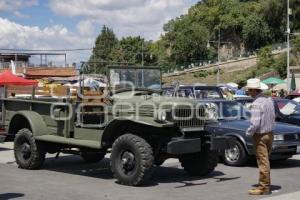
xmin=0 ymin=142 xmax=300 ymax=200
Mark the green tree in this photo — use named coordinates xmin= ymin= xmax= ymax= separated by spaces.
xmin=89 ymin=26 xmax=119 ymax=73
xmin=273 ymin=54 xmax=287 ymax=78
xmin=163 ymin=16 xmax=210 ymax=67
xmin=257 ymin=46 xmax=274 ymax=69
xmin=117 ymin=36 xmax=154 ymax=66
xmin=242 ymin=14 xmax=271 ymax=50
xmin=156 ymin=0 xmax=300 ymax=72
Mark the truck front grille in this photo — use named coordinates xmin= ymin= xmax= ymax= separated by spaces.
xmin=173 ymin=107 xmax=205 ymax=129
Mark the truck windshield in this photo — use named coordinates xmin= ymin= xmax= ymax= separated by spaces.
xmin=109 ymin=68 xmax=161 ymax=91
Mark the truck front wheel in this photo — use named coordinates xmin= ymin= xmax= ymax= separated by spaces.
xmin=14 ymin=128 xmax=46 ymax=169
xmin=180 ymin=148 xmax=218 ymax=176
xmin=110 ymin=134 xmax=154 ymax=186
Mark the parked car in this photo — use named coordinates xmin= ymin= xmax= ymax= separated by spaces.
xmin=291 ymin=97 xmax=300 ymax=104
xmin=162 ymin=85 xmax=224 ymax=99
xmin=286 ymin=90 xmax=300 ymax=100
xmin=163 ymin=86 xmax=300 ymax=166
xmin=233 ymin=95 xmax=253 ymax=102
xmin=203 ymin=100 xmax=300 ymax=166
xmin=238 ymin=97 xmax=300 ymax=127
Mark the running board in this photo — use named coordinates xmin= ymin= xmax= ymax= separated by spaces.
xmin=35 ymin=135 xmax=101 ymax=149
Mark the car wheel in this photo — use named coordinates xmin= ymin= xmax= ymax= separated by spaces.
xmin=180 ymin=148 xmax=218 ymax=176
xmin=14 ymin=128 xmax=46 ymax=169
xmin=223 ymin=139 xmax=247 ymax=166
xmin=110 ymin=134 xmax=154 ymax=186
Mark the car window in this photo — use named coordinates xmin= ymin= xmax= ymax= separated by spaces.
xmin=162 ymin=88 xmax=174 ymax=97
xmin=177 ymin=88 xmax=194 ymax=98
xmin=194 ymin=88 xmax=221 ymax=99
xmin=277 ymin=100 xmax=300 ymax=115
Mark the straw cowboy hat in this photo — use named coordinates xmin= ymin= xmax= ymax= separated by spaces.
xmin=246 ymin=78 xmax=269 ymax=90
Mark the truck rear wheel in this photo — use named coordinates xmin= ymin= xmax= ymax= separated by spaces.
xmin=110 ymin=134 xmax=154 ymax=186
xmin=180 ymin=148 xmax=218 ymax=176
xmin=81 ymin=152 xmax=106 ymax=163
xmin=14 ymin=128 xmax=45 ymax=169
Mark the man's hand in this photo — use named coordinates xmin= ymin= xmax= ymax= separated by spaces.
xmin=246 ymin=130 xmax=253 ymax=137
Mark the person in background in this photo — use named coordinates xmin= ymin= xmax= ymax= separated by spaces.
xmin=236 ymin=85 xmax=246 ymax=95
xmin=246 ymin=78 xmax=275 ymax=195
xmin=224 ymin=88 xmax=234 ymax=100
xmin=271 ymin=90 xmax=277 ymax=98
xmin=279 ymin=89 xmax=285 ymax=98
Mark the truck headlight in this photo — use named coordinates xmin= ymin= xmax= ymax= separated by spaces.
xmin=274 ymin=134 xmax=284 ymax=141
xmin=156 ymin=110 xmax=167 ymax=122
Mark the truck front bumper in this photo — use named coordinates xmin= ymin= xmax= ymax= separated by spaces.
xmin=167 ymin=136 xmax=236 ymax=155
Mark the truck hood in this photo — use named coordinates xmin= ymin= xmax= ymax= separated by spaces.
xmin=113 ymin=91 xmax=199 ymax=106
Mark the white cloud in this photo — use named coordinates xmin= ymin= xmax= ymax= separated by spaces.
xmin=0 ymin=0 xmax=38 ymax=12
xmin=0 ymin=17 xmax=93 ymax=65
xmin=49 ymin=0 xmax=195 ymax=40
xmin=13 ymin=11 xmax=30 ymax=19
xmin=77 ymin=20 xmax=94 ymax=36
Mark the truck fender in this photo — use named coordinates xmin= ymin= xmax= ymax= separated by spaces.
xmin=101 ymin=118 xmax=162 ymax=147
xmin=8 ymin=111 xmax=49 ymax=137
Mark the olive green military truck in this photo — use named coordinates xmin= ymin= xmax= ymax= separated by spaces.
xmin=1 ymin=64 xmax=233 ymax=186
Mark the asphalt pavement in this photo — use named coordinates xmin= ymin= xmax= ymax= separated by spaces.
xmin=0 ymin=142 xmax=300 ymax=200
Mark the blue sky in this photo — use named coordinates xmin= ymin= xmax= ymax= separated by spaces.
xmin=1 ymin=1 xmax=80 ymax=32
xmin=0 ymin=0 xmax=199 ymax=64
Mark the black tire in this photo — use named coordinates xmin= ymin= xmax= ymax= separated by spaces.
xmin=222 ymin=139 xmax=248 ymax=166
xmin=81 ymin=152 xmax=106 ymax=163
xmin=180 ymin=148 xmax=218 ymax=176
xmin=14 ymin=128 xmax=46 ymax=169
xmin=110 ymin=134 xmax=154 ymax=186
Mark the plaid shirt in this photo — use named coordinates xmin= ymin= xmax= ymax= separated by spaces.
xmin=246 ymin=93 xmax=275 ymax=136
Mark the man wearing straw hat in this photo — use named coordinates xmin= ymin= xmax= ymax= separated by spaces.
xmin=246 ymin=78 xmax=275 ymax=195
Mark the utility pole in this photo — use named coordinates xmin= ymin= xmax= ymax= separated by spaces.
xmin=207 ymin=28 xmax=231 ymax=85
xmin=287 ymin=0 xmax=291 ymax=93
xmin=217 ymin=28 xmax=221 ymax=85
xmin=142 ymin=41 xmax=144 ymax=66
xmin=141 ymin=40 xmax=144 ymax=87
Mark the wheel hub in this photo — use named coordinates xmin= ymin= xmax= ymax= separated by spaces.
xmin=121 ymin=151 xmax=136 ymax=172
xmin=225 ymin=145 xmax=240 ymax=162
xmin=21 ymin=143 xmax=31 ymax=159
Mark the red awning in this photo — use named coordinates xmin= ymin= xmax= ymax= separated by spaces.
xmin=0 ymin=70 xmax=38 ymax=86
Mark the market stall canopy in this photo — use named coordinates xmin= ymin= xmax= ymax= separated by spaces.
xmin=273 ymin=83 xmax=287 ymax=91
xmin=217 ymin=83 xmax=237 ymax=92
xmin=0 ymin=70 xmax=38 ymax=86
xmin=226 ymin=82 xmax=238 ymax=88
xmin=291 ymin=73 xmax=296 ymax=91
xmin=262 ymin=77 xmax=285 ymax=85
